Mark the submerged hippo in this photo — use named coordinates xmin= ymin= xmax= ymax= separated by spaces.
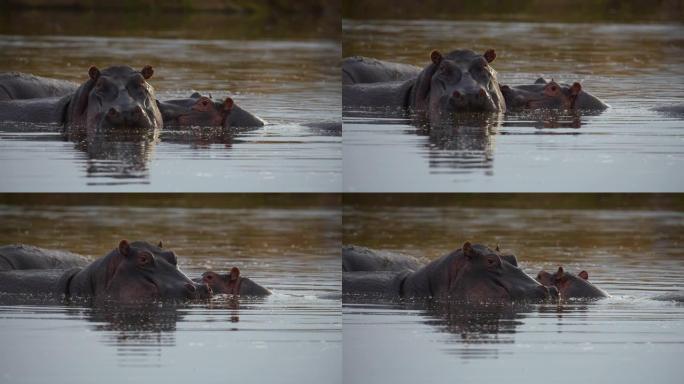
xmin=343 ymin=49 xmax=506 ymax=120
xmin=343 ymin=242 xmax=556 ymax=302
xmin=500 ymin=78 xmax=608 ymax=110
xmin=0 ymin=244 xmax=89 ymax=270
xmin=342 ymin=56 xmax=421 ymax=85
xmin=159 ymin=92 xmax=265 ymax=128
xmin=651 ymin=103 xmax=684 ymax=115
xmin=536 ymin=267 xmax=608 ymax=299
xmin=342 ymin=245 xmax=426 ymax=272
xmin=0 ymin=72 xmax=78 ymax=100
xmin=195 ymin=267 xmax=270 ymax=296
xmin=0 ymin=240 xmax=211 ymax=302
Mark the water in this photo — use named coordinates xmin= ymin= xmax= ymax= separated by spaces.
xmin=342 ymin=20 xmax=684 ymax=192
xmin=0 ymin=202 xmax=341 ymax=384
xmin=342 ymin=202 xmax=684 ymax=384
xmin=0 ymin=33 xmax=341 ymax=192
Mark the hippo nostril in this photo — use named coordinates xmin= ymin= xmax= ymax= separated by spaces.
xmin=479 ymin=89 xmax=486 ymax=98
xmin=107 ymin=108 xmax=119 ymax=118
xmin=452 ymin=90 xmax=462 ymax=99
xmin=185 ymin=283 xmax=197 ymax=293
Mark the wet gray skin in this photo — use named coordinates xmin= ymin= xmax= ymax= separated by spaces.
xmin=0 ymin=72 xmax=78 ymax=100
xmin=0 ymin=240 xmax=211 ymax=302
xmin=159 ymin=92 xmax=265 ymax=128
xmin=65 ymin=65 xmax=163 ymax=135
xmin=342 ymin=56 xmax=421 ymax=85
xmin=0 ymin=244 xmax=90 ymax=270
xmin=343 ymin=49 xmax=506 ymax=120
xmin=536 ymin=267 xmax=608 ymax=299
xmin=0 ymin=96 xmax=69 ymax=124
xmin=500 ymin=77 xmax=608 ymax=110
xmin=194 ymin=267 xmax=271 ymax=296
xmin=343 ymin=242 xmax=554 ymax=302
xmin=343 ymin=244 xmax=427 ymax=272
xmin=343 ymin=243 xmax=520 ymax=273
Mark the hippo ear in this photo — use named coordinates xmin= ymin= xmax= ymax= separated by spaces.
xmin=190 ymin=92 xmax=202 ymax=98
xmin=534 ymin=77 xmax=547 ymax=84
xmin=462 ymin=242 xmax=473 ymax=257
xmin=570 ymin=82 xmax=582 ymax=96
xmin=118 ymin=240 xmax=131 ymax=257
xmin=229 ymin=267 xmax=240 ymax=281
xmin=556 ymin=266 xmax=564 ymax=276
xmin=579 ymin=271 xmax=589 ymax=280
xmin=158 ymin=241 xmax=163 ymax=248
xmin=223 ymin=97 xmax=234 ymax=112
xmin=141 ymin=65 xmax=154 ymax=80
xmin=430 ymin=50 xmax=443 ymax=65
xmin=495 ymin=244 xmax=501 ymax=252
xmin=483 ymin=49 xmax=496 ymax=63
xmin=88 ymin=66 xmax=100 ymax=81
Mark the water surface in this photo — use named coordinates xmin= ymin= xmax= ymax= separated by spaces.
xmin=343 ymin=202 xmax=684 ymax=384
xmin=0 ymin=202 xmax=341 ymax=384
xmin=343 ymin=20 xmax=684 ymax=191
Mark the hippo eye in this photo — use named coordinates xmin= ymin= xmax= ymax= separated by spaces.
xmin=551 ymin=85 xmax=557 ymax=92
xmin=206 ymin=274 xmax=213 ymax=280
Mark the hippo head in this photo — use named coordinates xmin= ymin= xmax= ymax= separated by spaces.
xmin=198 ymin=267 xmax=271 ymax=296
xmin=200 ymin=267 xmax=242 ymax=295
xmin=413 ymin=49 xmax=505 ymax=120
xmin=103 ymin=240 xmax=211 ymax=302
xmin=447 ymin=242 xmax=554 ymax=302
xmin=500 ymin=78 xmax=582 ymax=110
xmin=536 ymin=267 xmax=607 ymax=299
xmin=67 ymin=65 xmax=163 ymax=133
xmin=160 ymin=92 xmax=265 ymax=128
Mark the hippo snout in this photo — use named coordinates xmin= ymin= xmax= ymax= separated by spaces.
xmin=185 ymin=282 xmax=212 ymax=299
xmin=448 ymin=87 xmax=493 ymax=111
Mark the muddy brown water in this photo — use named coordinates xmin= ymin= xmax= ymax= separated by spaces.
xmin=0 ymin=203 xmax=341 ymax=384
xmin=0 ymin=33 xmax=341 ymax=192
xmin=342 ymin=202 xmax=684 ymax=384
xmin=342 ymin=20 xmax=684 ymax=192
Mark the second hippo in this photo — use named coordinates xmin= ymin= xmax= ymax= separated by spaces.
xmin=500 ymin=78 xmax=608 ymax=111
xmin=536 ymin=267 xmax=608 ymax=299
xmin=159 ymin=92 xmax=265 ymax=128
xmin=195 ymin=267 xmax=271 ymax=296
xmin=0 ymin=72 xmax=79 ymax=101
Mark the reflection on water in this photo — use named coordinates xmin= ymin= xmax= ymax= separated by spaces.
xmin=342 ymin=200 xmax=684 ymax=384
xmin=342 ymin=20 xmax=684 ymax=192
xmin=0 ymin=203 xmax=341 ymax=384
xmin=0 ymin=32 xmax=341 ymax=192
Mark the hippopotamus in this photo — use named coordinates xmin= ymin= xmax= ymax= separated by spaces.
xmin=0 ymin=72 xmax=78 ymax=100
xmin=343 ymin=49 xmax=506 ymax=120
xmin=0 ymin=240 xmax=211 ymax=302
xmin=343 ymin=242 xmax=556 ymax=302
xmin=536 ymin=267 xmax=608 ymax=299
xmin=159 ymin=92 xmax=265 ymax=128
xmin=652 ymin=103 xmax=684 ymax=115
xmin=500 ymin=78 xmax=608 ymax=110
xmin=195 ymin=267 xmax=270 ymax=296
xmin=0 ymin=65 xmax=163 ymax=135
xmin=342 ymin=56 xmax=421 ymax=85
xmin=0 ymin=244 xmax=89 ymax=270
